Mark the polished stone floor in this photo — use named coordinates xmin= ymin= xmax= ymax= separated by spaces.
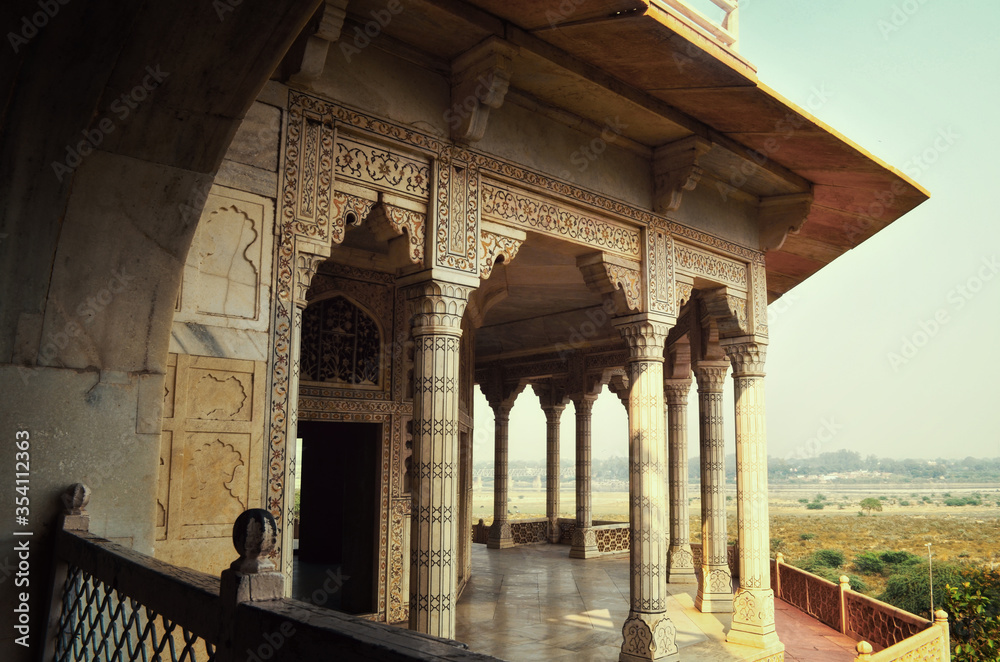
xmin=455 ymin=544 xmax=857 ymax=661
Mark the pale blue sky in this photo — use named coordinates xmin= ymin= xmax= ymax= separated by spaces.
xmin=475 ymin=0 xmax=1000 ymax=465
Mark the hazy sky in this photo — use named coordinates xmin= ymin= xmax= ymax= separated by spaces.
xmin=474 ymin=0 xmax=1000 ymax=465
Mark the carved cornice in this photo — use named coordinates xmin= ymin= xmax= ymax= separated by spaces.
xmin=653 ymin=136 xmax=712 ymax=214
xmin=449 ymin=37 xmax=518 ymax=143
xmin=758 ymin=192 xmax=814 ymax=252
xmin=287 ymin=91 xmax=768 ymax=267
xmin=722 ymin=340 xmax=767 ymax=377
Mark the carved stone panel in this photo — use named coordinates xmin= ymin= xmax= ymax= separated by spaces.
xmin=154 ymin=354 xmax=266 ymax=575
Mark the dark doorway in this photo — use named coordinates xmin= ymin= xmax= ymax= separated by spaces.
xmin=294 ymin=420 xmax=380 ymax=615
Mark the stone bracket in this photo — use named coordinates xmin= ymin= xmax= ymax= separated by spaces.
xmin=758 ymin=192 xmax=814 ymax=252
xmin=653 ymin=136 xmax=712 ymax=214
xmin=367 ymin=199 xmax=426 ymax=268
xmin=479 ymin=220 xmax=526 ymax=280
xmin=293 ymin=250 xmax=327 ymax=308
xmin=700 ymin=287 xmax=750 ymax=339
xmin=285 ymin=0 xmax=350 ymax=86
xmin=578 ymin=252 xmax=643 ymax=315
xmin=450 ymin=37 xmax=518 ymax=143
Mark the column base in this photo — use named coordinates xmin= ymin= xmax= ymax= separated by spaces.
xmin=695 ymin=565 xmax=733 ymax=613
xmin=487 ymin=521 xmax=514 ymax=549
xmin=569 ymin=527 xmax=599 ymax=558
xmin=726 ymin=588 xmax=780 ymax=649
xmin=546 ymin=518 xmax=561 ymax=544
xmin=666 ymin=545 xmax=697 ymax=584
xmin=619 ymin=611 xmax=679 ymax=662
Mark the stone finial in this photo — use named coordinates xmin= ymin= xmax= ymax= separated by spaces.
xmin=775 ymin=552 xmax=785 ymax=564
xmin=62 ymin=483 xmax=91 ymax=515
xmin=230 ymin=509 xmax=278 ymax=574
xmin=934 ymin=609 xmax=948 ymax=623
xmin=61 ymin=483 xmax=91 ymax=531
xmin=856 ymin=640 xmax=873 ymax=658
xmin=840 ymin=575 xmax=851 ymax=590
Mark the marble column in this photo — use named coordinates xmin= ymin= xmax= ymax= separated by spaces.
xmin=664 ymin=378 xmax=696 ymax=584
xmin=724 ymin=340 xmax=781 ymax=651
xmin=487 ymin=404 xmax=514 ymax=549
xmin=406 ymin=281 xmax=470 ymax=639
xmin=693 ymin=361 xmax=733 ymax=613
xmin=617 ymin=321 xmax=678 ymax=662
xmin=543 ymin=404 xmax=565 ymax=544
xmin=570 ymin=396 xmax=599 ymax=558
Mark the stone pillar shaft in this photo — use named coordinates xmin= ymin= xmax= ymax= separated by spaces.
xmin=570 ymin=398 xmax=598 ymax=558
xmin=724 ymin=341 xmax=780 ymax=651
xmin=543 ymin=406 xmax=565 ymax=544
xmin=618 ymin=321 xmax=677 ymax=662
xmin=487 ymin=406 xmax=514 ymax=549
xmin=665 ymin=379 xmax=696 ymax=584
xmin=406 ymin=282 xmax=470 ymax=639
xmin=694 ymin=362 xmax=732 ymax=613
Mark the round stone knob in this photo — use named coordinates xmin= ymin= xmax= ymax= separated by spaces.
xmin=231 ymin=509 xmax=277 ymax=573
xmin=62 ymin=483 xmax=91 ymax=515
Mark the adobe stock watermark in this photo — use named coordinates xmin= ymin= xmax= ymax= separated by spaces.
xmin=7 ymin=0 xmax=71 ymax=53
xmin=340 ymin=0 xmax=404 ymax=63
xmin=844 ymin=126 xmax=958 ymax=243
xmin=785 ymin=417 xmax=844 ymax=461
xmin=877 ymin=0 xmax=932 ymax=41
xmin=50 ymin=65 xmax=170 ymax=182
xmin=18 ymin=269 xmax=135 ymax=385
xmin=717 ymin=84 xmax=833 ymax=201
xmin=556 ymin=117 xmax=628 ymax=179
xmin=553 ymin=299 xmax=617 ymax=359
xmin=887 ymin=255 xmax=1000 ymax=372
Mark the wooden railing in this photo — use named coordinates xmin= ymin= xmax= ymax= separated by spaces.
xmin=772 ymin=554 xmax=951 ymax=661
xmin=45 ymin=484 xmax=500 ymax=662
xmin=653 ymin=0 xmax=740 ymax=49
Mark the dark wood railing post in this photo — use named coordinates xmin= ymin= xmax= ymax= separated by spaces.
xmin=218 ymin=509 xmax=286 ymax=662
xmin=39 ymin=484 xmax=91 ymax=662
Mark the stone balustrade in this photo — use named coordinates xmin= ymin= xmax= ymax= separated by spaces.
xmin=772 ymin=554 xmax=950 ymax=661
xmin=44 ymin=485 xmax=500 ymax=662
xmin=654 ymin=0 xmax=740 ymax=49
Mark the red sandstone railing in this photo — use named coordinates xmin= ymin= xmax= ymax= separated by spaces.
xmin=772 ymin=554 xmax=951 ymax=661
xmin=45 ymin=485 xmax=499 ymax=662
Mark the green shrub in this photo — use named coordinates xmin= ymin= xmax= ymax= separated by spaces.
xmin=806 ymin=502 xmax=825 ymax=510
xmin=880 ymin=562 xmax=962 ymax=619
xmin=880 ymin=550 xmax=922 ymax=567
xmin=812 ymin=549 xmax=846 ymax=569
xmin=799 ymin=533 xmax=816 ymax=541
xmin=797 ymin=498 xmax=809 ymax=504
xmin=815 ymin=493 xmax=826 ymax=501
xmin=899 ymin=500 xmax=911 ymax=506
xmin=947 ymin=578 xmax=1000 ymax=661
xmin=853 ymin=551 xmax=886 ymax=575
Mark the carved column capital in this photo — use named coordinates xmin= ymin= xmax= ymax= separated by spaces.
xmin=723 ymin=339 xmax=767 ymax=377
xmin=663 ymin=379 xmax=692 ymax=406
xmin=693 ymin=361 xmax=729 ymax=393
xmin=404 ymin=280 xmax=472 ymax=336
xmin=616 ymin=320 xmax=670 ymax=362
xmin=293 ymin=251 xmax=326 ymax=309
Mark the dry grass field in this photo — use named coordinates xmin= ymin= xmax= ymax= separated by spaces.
xmin=472 ymin=482 xmax=1000 ymax=592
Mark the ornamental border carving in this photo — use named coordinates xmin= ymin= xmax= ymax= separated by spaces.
xmin=285 ymin=90 xmax=765 ymax=266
